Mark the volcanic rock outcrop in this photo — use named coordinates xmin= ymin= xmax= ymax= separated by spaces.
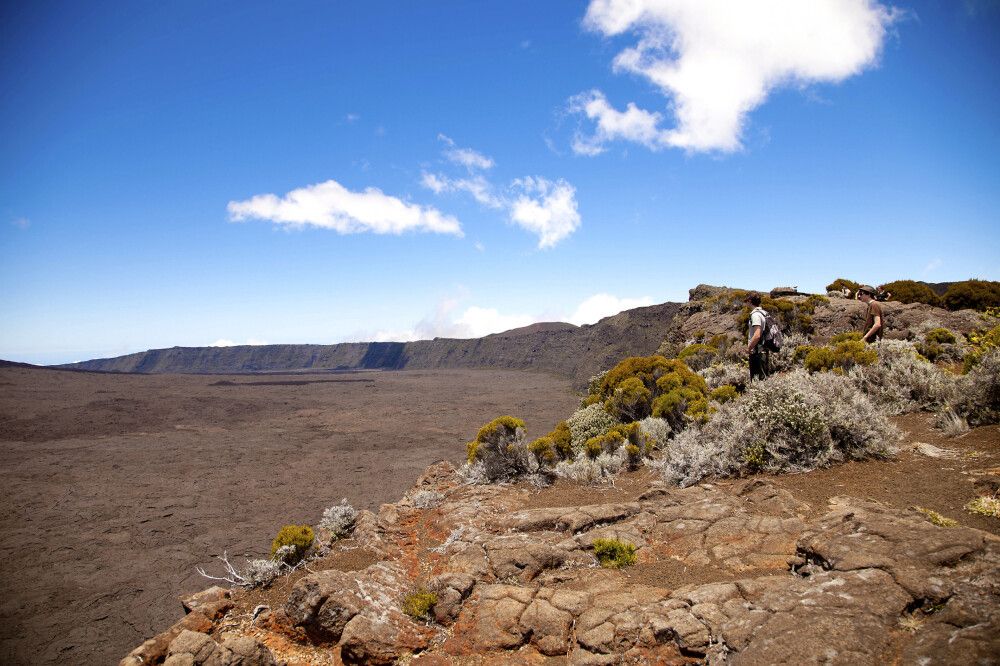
xmin=124 ymin=461 xmax=1000 ymax=665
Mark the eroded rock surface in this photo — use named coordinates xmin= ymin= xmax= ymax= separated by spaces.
xmin=123 ymin=463 xmax=1000 ymax=665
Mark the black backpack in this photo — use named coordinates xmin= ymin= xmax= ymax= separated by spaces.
xmin=758 ymin=309 xmax=784 ymax=352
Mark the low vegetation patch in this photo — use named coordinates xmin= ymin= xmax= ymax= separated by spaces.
xmin=402 ymin=590 xmax=437 ymax=620
xmin=915 ymin=507 xmax=958 ymax=527
xmin=591 ymin=538 xmax=637 ymax=568
xmin=660 ymin=370 xmax=898 ymax=486
xmin=965 ymin=496 xmax=1000 ymax=518
xmin=319 ymin=499 xmax=357 ymax=540
xmin=271 ymin=525 xmax=314 ymax=564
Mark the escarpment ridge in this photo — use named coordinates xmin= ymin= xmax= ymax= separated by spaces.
xmin=57 ymin=303 xmax=681 ymax=385
xmin=55 ymin=284 xmax=990 ymax=386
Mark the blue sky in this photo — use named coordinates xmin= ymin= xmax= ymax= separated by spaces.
xmin=1 ymin=0 xmax=998 ymax=364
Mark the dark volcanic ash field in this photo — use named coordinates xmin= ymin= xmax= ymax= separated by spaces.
xmin=0 ymin=365 xmax=579 ymax=665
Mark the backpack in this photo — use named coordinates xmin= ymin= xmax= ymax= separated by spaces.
xmin=756 ymin=308 xmax=784 ymax=352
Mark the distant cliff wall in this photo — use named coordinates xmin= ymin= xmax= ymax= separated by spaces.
xmin=61 ymin=302 xmax=685 ymax=386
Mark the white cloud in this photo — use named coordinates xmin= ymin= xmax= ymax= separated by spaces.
xmin=345 ymin=113 xmax=360 ymax=123
xmin=569 ymin=90 xmax=670 ymax=155
xmin=227 ymin=179 xmax=462 ymax=237
xmin=569 ymin=293 xmax=654 ymax=325
xmin=353 ymin=291 xmax=655 ymax=343
xmin=422 ymin=135 xmax=581 ymax=247
xmin=438 ymin=134 xmax=495 ymax=171
xmin=923 ymin=258 xmax=943 ymax=275
xmin=11 ymin=217 xmax=30 ymax=229
xmin=577 ymin=0 xmax=899 ymax=153
xmin=454 ymin=307 xmax=536 ymax=338
xmin=509 ymin=177 xmax=581 ymax=249
xmin=420 ymin=172 xmax=504 ymax=208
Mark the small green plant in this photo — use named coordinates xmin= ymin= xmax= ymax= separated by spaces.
xmin=584 ymin=436 xmax=604 ymax=459
xmin=925 ymin=327 xmax=957 ymax=344
xmin=528 ymin=436 xmax=557 ymax=466
xmin=964 ymin=324 xmax=1000 ymax=371
xmin=965 ymin=496 xmax=1000 ymax=518
xmin=915 ymin=507 xmax=958 ymax=527
xmin=592 ymin=538 xmax=637 ymax=568
xmin=402 ymin=589 xmax=437 ymax=620
xmin=678 ymin=343 xmax=718 ymax=371
xmin=270 ymin=525 xmax=314 ymax=563
xmin=625 ymin=443 xmax=642 ymax=469
xmin=710 ymin=384 xmax=739 ymax=404
xmin=831 ymin=331 xmax=863 ymax=344
xmin=743 ymin=440 xmax=766 ymax=471
xmin=547 ymin=421 xmax=574 ymax=459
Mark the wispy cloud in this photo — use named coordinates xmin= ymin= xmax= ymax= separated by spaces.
xmin=422 ymin=137 xmax=581 ymax=248
xmin=360 ymin=291 xmax=651 ymax=342
xmin=509 ymin=177 xmax=581 ymax=249
xmin=923 ymin=258 xmax=942 ymax=275
xmin=345 ymin=113 xmax=360 ymax=123
xmin=227 ymin=179 xmax=462 ymax=237
xmin=11 ymin=217 xmax=31 ymax=229
xmin=437 ymin=134 xmax=496 ymax=171
xmin=574 ymin=0 xmax=899 ymax=153
xmin=420 ymin=172 xmax=503 ymax=209
xmin=568 ymin=293 xmax=654 ymax=326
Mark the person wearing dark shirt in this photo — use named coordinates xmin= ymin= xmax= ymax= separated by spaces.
xmin=856 ymin=285 xmax=884 ymax=343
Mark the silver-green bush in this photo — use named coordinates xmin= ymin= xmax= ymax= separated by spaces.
xmin=849 ymin=340 xmax=958 ymax=414
xmin=661 ymin=370 xmax=898 ymax=486
xmin=566 ymin=403 xmax=619 ymax=453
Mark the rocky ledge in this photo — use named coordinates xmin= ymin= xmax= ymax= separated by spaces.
xmin=123 ymin=462 xmax=1000 ymax=665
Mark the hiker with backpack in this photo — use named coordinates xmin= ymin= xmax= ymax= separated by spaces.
xmin=745 ymin=292 xmax=781 ymax=381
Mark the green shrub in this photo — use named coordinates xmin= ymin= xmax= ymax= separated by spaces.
xmin=942 ymin=280 xmax=1000 ymax=311
xmin=925 ymin=327 xmax=957 ymax=344
xmin=804 ymin=340 xmax=877 ymax=373
xmin=592 ymin=538 xmax=637 ymax=568
xmin=678 ymin=343 xmax=718 ymax=371
xmin=271 ymin=525 xmax=314 ymax=563
xmin=743 ymin=440 xmax=766 ymax=472
xmin=466 ymin=415 xmax=530 ymax=481
xmin=964 ymin=324 xmax=1000 ymax=371
xmin=566 ymin=403 xmax=619 ymax=453
xmin=710 ymin=385 xmax=739 ymax=404
xmin=625 ymin=443 xmax=642 ymax=469
xmin=831 ymin=331 xmax=863 ymax=344
xmin=604 ymin=376 xmax=653 ymax=422
xmin=651 ymin=364 xmax=711 ymax=430
xmin=402 ymin=590 xmax=437 ymax=620
xmin=547 ymin=421 xmax=574 ymax=460
xmin=590 ymin=355 xmax=709 ymax=432
xmin=609 ymin=421 xmax=655 ymax=457
xmin=826 ymin=278 xmax=861 ymax=295
xmin=528 ymin=436 xmax=556 ymax=466
xmin=584 ymin=436 xmax=604 ymax=459
xmin=881 ymin=280 xmax=940 ymax=306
